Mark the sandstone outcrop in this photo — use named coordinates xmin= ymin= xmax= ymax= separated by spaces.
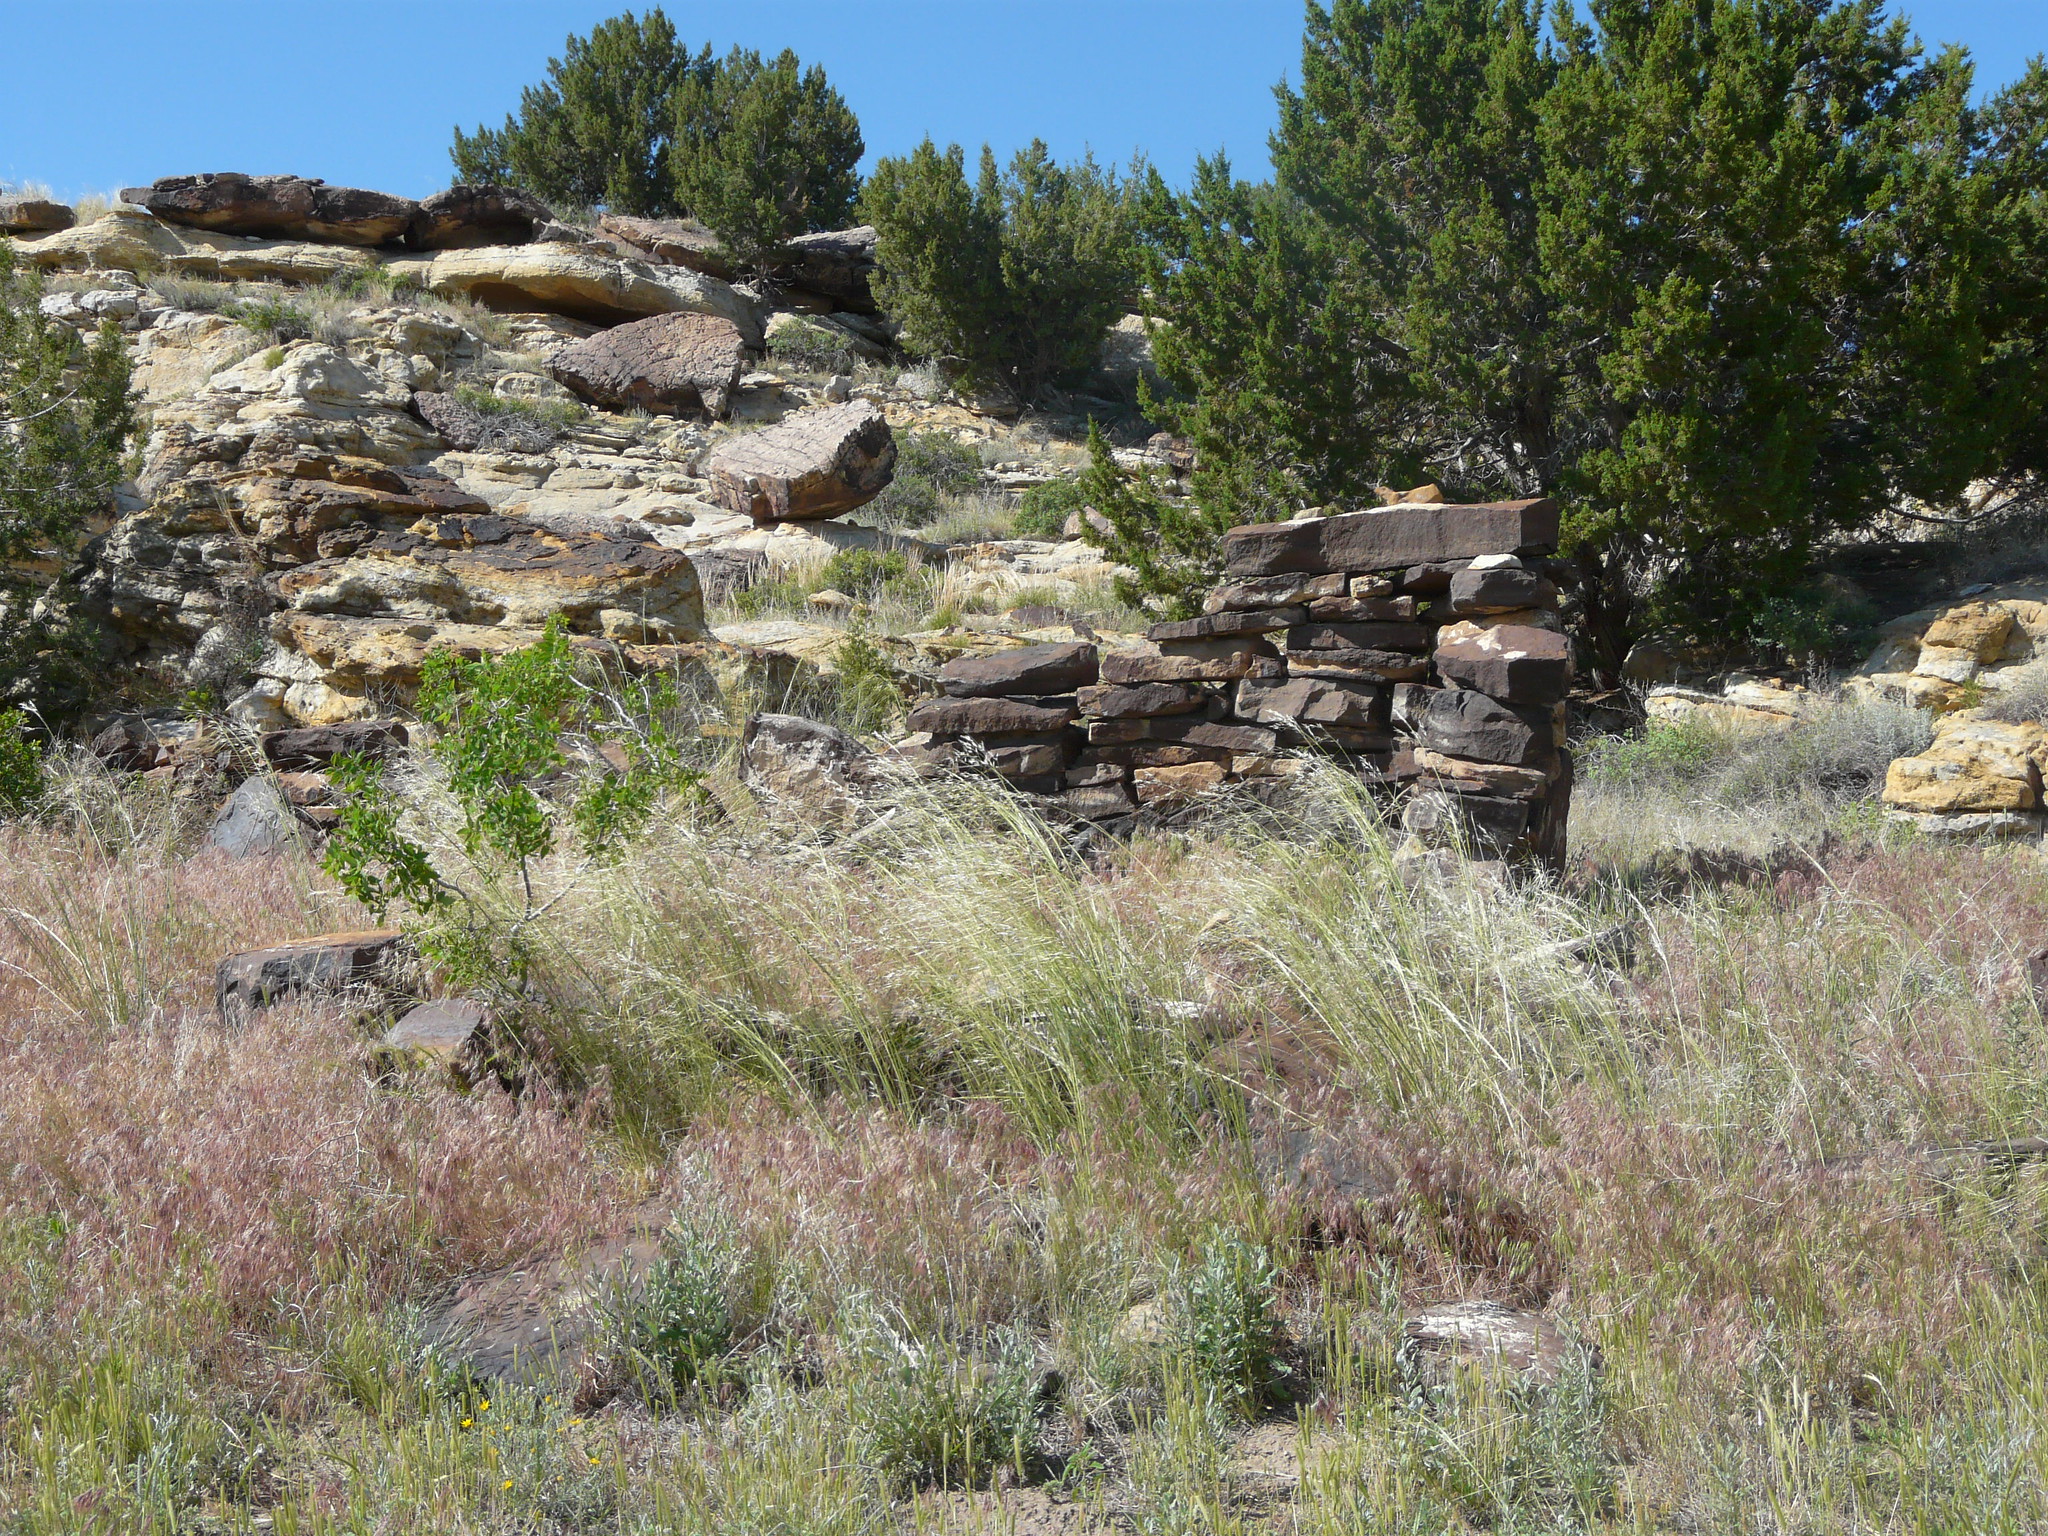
xmin=408 ymin=244 xmax=763 ymax=342
xmin=703 ymin=400 xmax=896 ymax=521
xmin=0 ymin=196 xmax=73 ymax=234
xmin=547 ymin=310 xmax=746 ymax=418
xmin=1850 ymin=583 xmax=2048 ymax=713
xmin=1882 ymin=713 xmax=2048 ymax=835
xmin=122 ymin=173 xmax=417 ymax=246
xmin=407 ymin=185 xmax=553 ymax=250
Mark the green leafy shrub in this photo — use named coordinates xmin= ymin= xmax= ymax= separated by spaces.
xmin=815 ymin=548 xmax=909 ymax=599
xmin=768 ymin=318 xmax=861 ymax=375
xmin=226 ymin=294 xmax=312 ymax=342
xmin=865 ymin=432 xmax=984 ymax=529
xmin=861 ymin=139 xmax=1140 ymax=406
xmin=0 ymin=241 xmax=134 ymax=716
xmin=598 ymin=1213 xmax=741 ymax=1402
xmin=1170 ymin=1229 xmax=1283 ymax=1420
xmin=451 ymin=382 xmax=586 ymax=432
xmin=324 ymin=618 xmax=701 ymax=981
xmin=0 ymin=709 xmax=45 ymax=818
xmin=839 ymin=1304 xmax=1050 ymax=1490
xmin=1012 ymin=477 xmax=1087 ymax=539
xmin=831 ymin=630 xmax=904 ymax=736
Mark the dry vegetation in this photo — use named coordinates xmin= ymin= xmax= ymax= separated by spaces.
xmin=2 ymin=691 xmax=2047 ymax=1533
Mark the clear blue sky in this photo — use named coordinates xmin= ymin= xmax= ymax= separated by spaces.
xmin=1 ymin=1 xmax=2042 ymax=204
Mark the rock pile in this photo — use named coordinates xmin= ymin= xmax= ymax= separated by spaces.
xmin=900 ymin=498 xmax=1573 ymax=864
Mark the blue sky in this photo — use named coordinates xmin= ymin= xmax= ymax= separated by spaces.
xmin=1 ymin=1 xmax=2042 ymax=204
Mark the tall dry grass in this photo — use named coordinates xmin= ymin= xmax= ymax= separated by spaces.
xmin=1 ymin=705 xmax=2046 ymax=1529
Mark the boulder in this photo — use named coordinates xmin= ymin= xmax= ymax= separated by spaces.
xmin=121 ymin=173 xmax=416 ymax=246
xmin=261 ymin=720 xmax=408 ymax=770
xmin=407 ymin=185 xmax=553 ymax=251
xmin=1434 ymin=625 xmax=1573 ymax=706
xmin=275 ymin=512 xmax=709 ymax=642
xmin=418 ymin=244 xmax=762 ymax=342
xmin=215 ymin=928 xmax=409 ymax=1023
xmin=207 ymin=778 xmax=311 ymax=857
xmin=0 ymin=196 xmax=73 ymax=234
xmin=382 ymin=998 xmax=490 ymax=1061
xmin=1883 ymin=716 xmax=2048 ymax=814
xmin=703 ymin=401 xmax=897 ymax=522
xmin=1399 ymin=1301 xmax=1595 ymax=1389
xmin=938 ymin=640 xmax=1100 ymax=698
xmin=547 ymin=311 xmax=746 ymax=419
xmin=1223 ymin=498 xmax=1559 ymax=578
xmin=412 ymin=390 xmax=559 ymax=454
xmin=741 ymin=712 xmax=883 ymax=809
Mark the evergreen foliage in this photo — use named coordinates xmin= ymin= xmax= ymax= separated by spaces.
xmin=448 ymin=9 xmax=861 ymax=253
xmin=669 ymin=47 xmax=863 ymax=263
xmin=450 ymin=9 xmax=707 ymax=216
xmin=0 ymin=243 xmax=135 ymax=712
xmin=1138 ymin=0 xmax=2048 ymax=676
xmin=861 ymin=140 xmax=1141 ymax=406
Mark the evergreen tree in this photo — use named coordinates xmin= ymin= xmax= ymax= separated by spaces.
xmin=1139 ymin=0 xmax=2047 ymax=676
xmin=862 ymin=139 xmax=1140 ymax=406
xmin=669 ymin=47 xmax=863 ymax=263
xmin=451 ymin=9 xmax=709 ymax=216
xmin=0 ymin=244 xmax=134 ymax=711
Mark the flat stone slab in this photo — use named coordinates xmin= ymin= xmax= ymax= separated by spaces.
xmin=1223 ymin=499 xmax=1558 ymax=578
xmin=215 ymin=928 xmax=410 ymax=1023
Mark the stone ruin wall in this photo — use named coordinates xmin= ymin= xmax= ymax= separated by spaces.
xmin=902 ymin=497 xmax=1574 ymax=865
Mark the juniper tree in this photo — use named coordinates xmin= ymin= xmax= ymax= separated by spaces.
xmin=669 ymin=47 xmax=863 ymax=264
xmin=1135 ymin=0 xmax=2048 ymax=676
xmin=0 ymin=243 xmax=134 ymax=711
xmin=861 ymin=139 xmax=1142 ymax=407
xmin=451 ymin=8 xmax=707 ymax=216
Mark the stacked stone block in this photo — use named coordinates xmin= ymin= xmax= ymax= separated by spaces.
xmin=906 ymin=498 xmax=1574 ymax=867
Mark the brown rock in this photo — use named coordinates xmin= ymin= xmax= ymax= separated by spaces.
xmin=703 ymin=401 xmax=897 ymax=522
xmin=0 ymin=196 xmax=74 ymax=234
xmin=1413 ymin=747 xmax=1553 ymax=798
xmin=1134 ymin=761 xmax=1228 ymax=804
xmin=597 ymin=215 xmax=738 ymax=278
xmin=906 ymin=696 xmax=1077 ymax=736
xmin=1146 ymin=607 xmax=1305 ymax=642
xmin=1234 ymin=676 xmax=1386 ymax=730
xmin=1418 ymin=689 xmax=1553 ymax=766
xmin=122 ymin=173 xmax=416 ymax=246
xmin=1307 ymin=594 xmax=1417 ymax=621
xmin=547 ymin=311 xmax=746 ymax=419
xmin=1204 ymin=572 xmax=1346 ymax=613
xmin=215 ymin=928 xmax=411 ymax=1023
xmin=1288 ymin=650 xmax=1431 ymax=683
xmin=938 ymin=641 xmax=1099 ymax=698
xmin=1433 ymin=625 xmax=1573 ymax=705
xmin=407 ymin=184 xmax=553 ymax=250
xmin=1447 ymin=563 xmax=1557 ymax=615
xmin=1147 ymin=717 xmax=1279 ymax=754
xmin=1075 ymin=681 xmax=1211 ymax=718
xmin=1287 ymin=621 xmax=1433 ymax=654
xmin=1128 ymin=743 xmax=1232 ymax=768
xmin=775 ymin=225 xmax=880 ymax=312
xmin=1400 ymin=559 xmax=1473 ymax=595
xmin=1223 ymin=499 xmax=1558 ymax=578
xmin=261 ymin=720 xmax=408 ymax=770
xmin=1060 ymin=784 xmax=1137 ymax=818
xmin=1101 ymin=641 xmax=1279 ymax=685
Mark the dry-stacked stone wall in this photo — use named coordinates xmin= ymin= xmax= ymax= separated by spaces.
xmin=904 ymin=498 xmax=1573 ymax=866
